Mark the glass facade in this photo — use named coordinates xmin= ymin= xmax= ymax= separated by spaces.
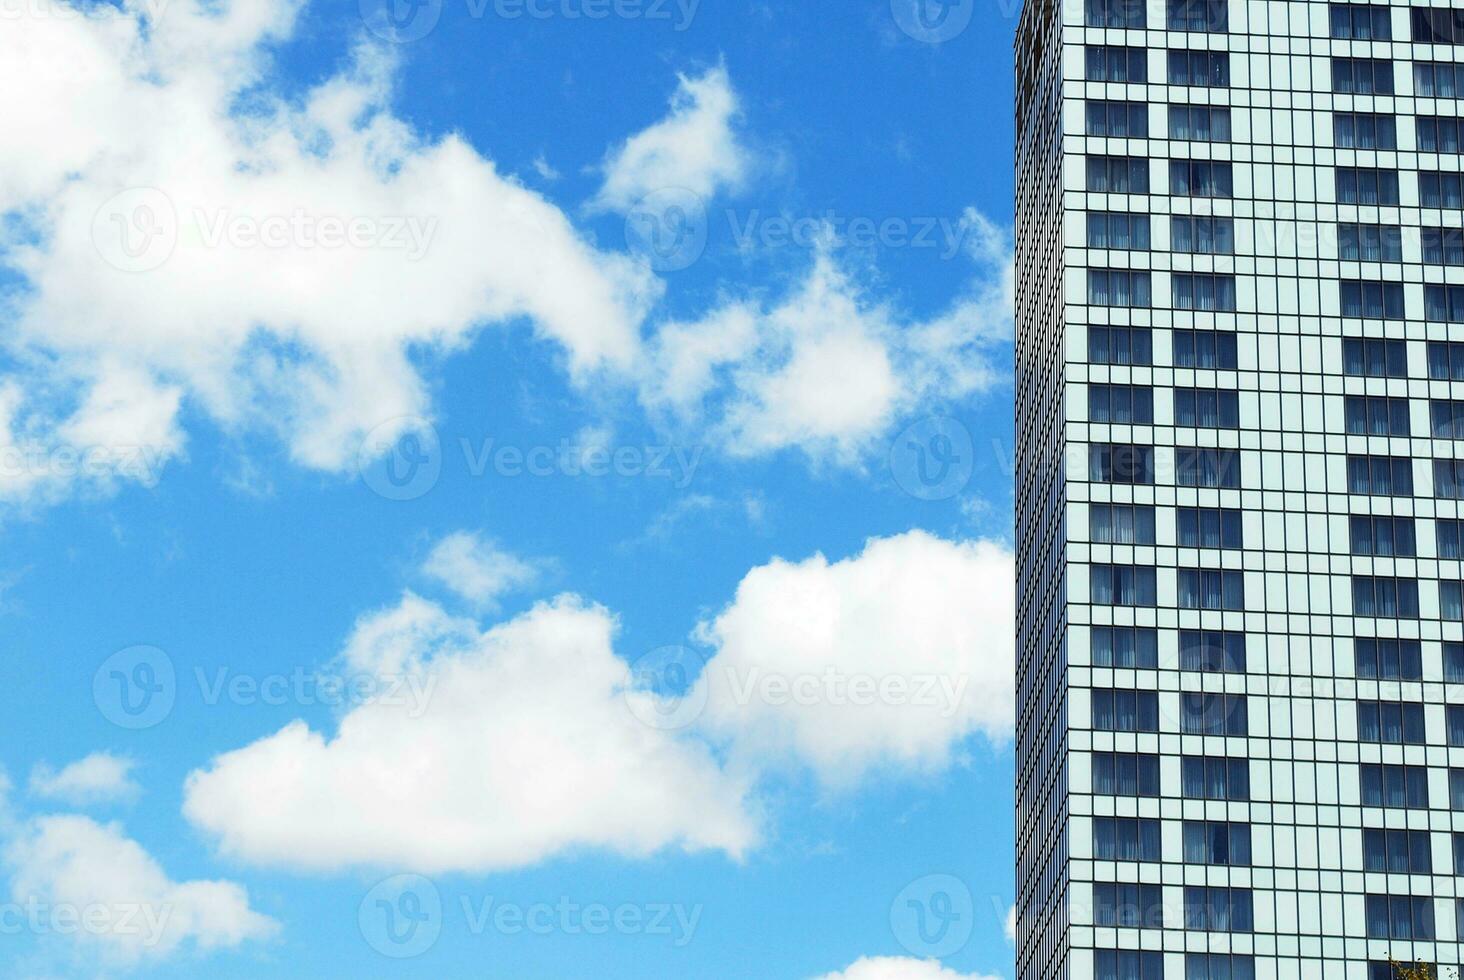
xmin=1015 ymin=0 xmax=1464 ymax=977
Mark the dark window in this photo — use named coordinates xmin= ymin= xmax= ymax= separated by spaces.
xmin=1426 ymin=284 xmax=1464 ymax=322
xmin=1354 ymin=637 xmax=1423 ymax=678
xmin=1338 ymin=223 xmax=1403 ymax=262
xmin=1445 ymin=640 xmax=1464 ymax=681
xmin=1171 ymin=159 xmax=1233 ymax=197
xmin=1333 ymin=57 xmax=1395 ymax=94
xmin=1437 ymin=458 xmax=1464 ymax=498
xmin=1344 ymin=338 xmax=1407 ymax=377
xmin=1182 ymin=755 xmax=1250 ymax=800
xmin=1187 ymin=954 xmax=1256 ymax=980
xmin=1455 ymin=833 xmax=1464 ymax=875
xmin=1337 ymin=167 xmax=1400 ymax=205
xmin=1086 ymin=45 xmax=1149 ymax=82
xmin=1093 ymin=883 xmax=1166 ymax=927
xmin=1095 ymin=950 xmax=1164 ymax=980
xmin=1091 ymin=688 xmax=1160 ymax=730
xmin=1454 ymin=769 xmax=1464 ymax=809
xmin=1417 ymin=115 xmax=1464 ymax=153
xmin=1416 ymin=61 xmax=1464 ymax=96
xmin=1090 ymin=505 xmax=1157 ymax=545
xmin=1088 ymin=155 xmax=1151 ymax=193
xmin=1184 ymin=886 xmax=1253 ymax=932
xmin=1092 ymin=751 xmax=1162 ymax=796
xmin=1089 ymin=326 xmax=1154 ymax=365
xmin=1089 ymin=384 xmax=1154 ymax=423
xmin=1356 ymin=699 xmax=1427 ymax=742
xmin=1340 ymin=280 xmax=1405 ymax=319
xmin=1167 ymin=0 xmax=1228 ymax=31
xmin=1173 ymin=273 xmax=1238 ymax=312
xmin=1087 ymin=100 xmax=1149 ymax=138
xmin=1093 ymin=816 xmax=1162 ymax=861
xmin=1090 ymin=443 xmax=1156 ymax=484
xmin=1170 ymin=105 xmax=1231 ymax=141
xmin=1420 ymin=171 xmax=1464 ymax=208
xmin=1172 ymin=215 xmax=1235 ymax=254
xmin=1422 ymin=227 xmax=1464 ymax=266
xmin=1363 ymin=828 xmax=1432 ymax=873
xmin=1179 ymin=629 xmax=1247 ymax=672
xmin=1089 ymin=269 xmax=1152 ymax=307
xmin=1440 ymin=581 xmax=1464 ymax=621
xmin=1088 ymin=212 xmax=1152 ymax=250
xmin=1350 ymin=515 xmax=1417 ymax=557
xmin=1175 ymin=387 xmax=1240 ymax=427
xmin=1413 ymin=6 xmax=1464 ymax=43
xmin=1450 ymin=704 xmax=1464 ymax=744
xmin=1090 ymin=565 xmax=1159 ymax=606
xmin=1183 ymin=821 xmax=1252 ymax=866
xmin=1331 ymin=3 xmax=1392 ymax=38
xmin=1351 ymin=577 xmax=1421 ymax=617
xmin=1335 ymin=112 xmax=1397 ymax=149
xmin=1168 ymin=49 xmax=1230 ymax=86
xmin=1181 ymin=691 xmax=1248 ymax=735
xmin=1177 ymin=506 xmax=1243 ymax=548
xmin=1344 ymin=395 xmax=1411 ymax=436
xmin=1364 ymin=894 xmax=1435 ymax=940
xmin=1346 ymin=455 xmax=1414 ymax=495
xmin=1176 ymin=447 xmax=1242 ymax=488
xmin=1173 ymin=329 xmax=1238 ymax=368
xmin=1443 ymin=519 xmax=1464 ymax=559
xmin=1178 ymin=568 xmax=1245 ymax=610
xmin=1091 ymin=625 xmax=1160 ymax=667
xmin=1432 ymin=399 xmax=1464 ymax=438
xmin=1360 ymin=763 xmax=1430 ymax=808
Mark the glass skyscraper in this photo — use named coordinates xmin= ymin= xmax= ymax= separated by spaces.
xmin=1015 ymin=0 xmax=1464 ymax=977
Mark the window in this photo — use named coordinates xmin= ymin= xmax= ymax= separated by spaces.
xmin=1446 ymin=641 xmax=1464 ymax=681
xmin=1183 ymin=822 xmax=1252 ymax=866
xmin=1360 ymin=763 xmax=1429 ymax=808
xmin=1168 ymin=49 xmax=1230 ymax=86
xmin=1345 ymin=338 xmax=1407 ymax=377
xmin=1173 ymin=329 xmax=1238 ymax=368
xmin=1171 ymin=215 xmax=1234 ymax=254
xmin=1364 ymin=828 xmax=1432 ymax=873
xmin=1181 ymin=691 xmax=1248 ymax=735
xmin=1364 ymin=894 xmax=1435 ymax=940
xmin=1092 ymin=625 xmax=1159 ymax=667
xmin=1441 ymin=519 xmax=1464 ymax=559
xmin=1093 ymin=816 xmax=1161 ymax=861
xmin=1178 ymin=568 xmax=1245 ymax=610
xmin=1167 ymin=0 xmax=1227 ymax=31
xmin=1173 ymin=273 xmax=1238 ymax=311
xmin=1174 ymin=387 xmax=1240 ymax=427
xmin=1090 ymin=443 xmax=1155 ymax=484
xmin=1086 ymin=45 xmax=1148 ymax=82
xmin=1087 ymin=100 xmax=1149 ymax=138
xmin=1090 ymin=565 xmax=1159 ymax=606
xmin=1441 ymin=581 xmax=1464 ymax=620
xmin=1450 ymin=704 xmax=1464 ymax=744
xmin=1095 ymin=950 xmax=1164 ymax=980
xmin=1182 ymin=755 xmax=1249 ymax=799
xmin=1371 ymin=963 xmax=1425 ymax=980
xmin=1420 ymin=171 xmax=1464 ymax=208
xmin=1346 ymin=455 xmax=1414 ymax=495
xmin=1416 ymin=61 xmax=1464 ymax=97
xmin=1417 ymin=116 xmax=1464 ymax=153
xmin=1177 ymin=447 xmax=1241 ymax=488
xmin=1426 ymin=284 xmax=1464 ymax=322
xmin=1355 ymin=637 xmax=1423 ymax=679
xmin=1338 ymin=223 xmax=1403 ymax=262
xmin=1432 ymin=399 xmax=1464 ymax=438
xmin=1455 ymin=834 xmax=1464 ymax=875
xmin=1092 ymin=751 xmax=1161 ymax=796
xmin=1184 ymin=886 xmax=1253 ymax=932
xmin=1187 ymin=954 xmax=1256 ymax=980
xmin=1357 ymin=700 xmax=1427 ymax=742
xmin=1340 ymin=280 xmax=1405 ymax=319
xmin=1335 ymin=112 xmax=1397 ymax=150
xmin=1089 ymin=384 xmax=1154 ymax=424
xmin=1350 ymin=516 xmax=1417 ymax=557
xmin=1352 ymin=576 xmax=1421 ymax=617
xmin=1169 ymin=105 xmax=1231 ymax=141
xmin=1088 ymin=155 xmax=1150 ymax=193
xmin=1331 ymin=3 xmax=1392 ymax=38
xmin=1089 ymin=326 xmax=1154 ymax=365
xmin=1179 ymin=629 xmax=1246 ymax=672
xmin=1345 ymin=395 xmax=1411 ymax=436
xmin=1089 ymin=269 xmax=1152 ymax=307
xmin=1088 ymin=212 xmax=1151 ymax=250
xmin=1413 ymin=6 xmax=1464 ymax=43
xmin=1090 ymin=504 xmax=1157 ymax=545
xmin=1423 ymin=227 xmax=1464 ymax=267
xmin=1437 ymin=458 xmax=1464 ymax=498
xmin=1092 ymin=883 xmax=1164 ymax=928
xmin=1171 ymin=159 xmax=1233 ymax=197
xmin=1333 ymin=57 xmax=1395 ymax=94
xmin=1177 ymin=507 xmax=1242 ymax=548
xmin=1337 ymin=167 xmax=1400 ymax=205
xmin=1092 ymin=688 xmax=1160 ymax=730
xmin=1454 ymin=768 xmax=1464 ymax=809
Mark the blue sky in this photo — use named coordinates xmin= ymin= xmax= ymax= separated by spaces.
xmin=0 ymin=1 xmax=1018 ymax=977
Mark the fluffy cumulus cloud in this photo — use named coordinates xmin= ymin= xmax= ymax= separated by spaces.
xmin=420 ymin=531 xmax=542 ymax=609
xmin=29 ymin=753 xmax=140 ymax=806
xmin=4 ymin=815 xmax=276 ymax=965
xmin=695 ymin=531 xmax=1014 ymax=785
xmin=182 ymin=593 xmax=757 ymax=873
xmin=591 ymin=65 xmax=750 ymax=213
xmin=641 ymin=215 xmax=1012 ymax=463
xmin=812 ymin=958 xmax=1004 ymax=980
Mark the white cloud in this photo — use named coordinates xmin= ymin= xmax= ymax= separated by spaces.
xmin=591 ymin=65 xmax=749 ymax=213
xmin=1004 ymin=905 xmax=1016 ymax=943
xmin=640 ymin=214 xmax=1012 ymax=464
xmin=421 ymin=531 xmax=542 ymax=608
xmin=5 ymin=815 xmax=276 ymax=965
xmin=694 ymin=531 xmax=1014 ymax=786
xmin=182 ymin=594 xmax=757 ymax=874
xmin=29 ymin=754 xmax=139 ymax=806
xmin=812 ymin=957 xmax=1004 ymax=980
